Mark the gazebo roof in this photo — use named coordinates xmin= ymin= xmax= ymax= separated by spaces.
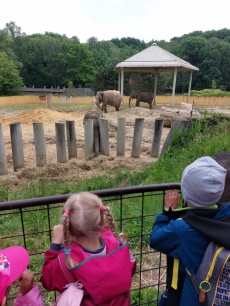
xmin=114 ymin=43 xmax=199 ymax=73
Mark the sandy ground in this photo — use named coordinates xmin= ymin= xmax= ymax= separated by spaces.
xmin=0 ymin=105 xmax=172 ymax=186
xmin=0 ymin=104 xmax=230 ymax=187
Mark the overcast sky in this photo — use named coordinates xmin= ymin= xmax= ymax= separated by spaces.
xmin=1 ymin=0 xmax=229 ymax=43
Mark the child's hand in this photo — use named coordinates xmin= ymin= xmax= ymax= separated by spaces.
xmin=18 ymin=269 xmax=34 ymax=296
xmin=164 ymin=190 xmax=180 ymax=210
xmin=52 ymin=225 xmax=64 ymax=244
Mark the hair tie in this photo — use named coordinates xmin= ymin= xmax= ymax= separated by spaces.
xmin=65 ymin=248 xmax=71 ymax=255
xmin=100 ymin=206 xmax=104 ymax=211
xmin=63 ymin=210 xmax=69 ymax=215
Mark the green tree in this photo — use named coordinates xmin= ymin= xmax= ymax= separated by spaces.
xmin=211 ymin=80 xmax=217 ymax=89
xmin=67 ymin=81 xmax=75 ymax=95
xmin=0 ymin=51 xmax=23 ymax=96
xmin=91 ymin=61 xmax=118 ymax=92
xmin=54 ymin=40 xmax=95 ymax=87
xmin=5 ymin=21 xmax=26 ymax=38
xmin=0 ymin=29 xmax=22 ymax=70
xmin=15 ymin=35 xmax=46 ymax=87
xmin=180 ymin=36 xmax=208 ymax=66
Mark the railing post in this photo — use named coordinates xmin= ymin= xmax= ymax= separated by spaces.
xmin=150 ymin=117 xmax=164 ymax=157
xmin=0 ymin=123 xmax=8 ymax=174
xmin=99 ymin=117 xmax=109 ymax=156
xmin=84 ymin=119 xmax=94 ymax=156
xmin=131 ymin=118 xmax=144 ymax=158
xmin=55 ymin=120 xmax=67 ymax=163
xmin=10 ymin=122 xmax=24 ymax=170
xmin=117 ymin=117 xmax=126 ymax=156
xmin=33 ymin=122 xmax=46 ymax=166
xmin=66 ymin=119 xmax=77 ymax=158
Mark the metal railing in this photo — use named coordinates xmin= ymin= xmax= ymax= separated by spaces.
xmin=0 ymin=183 xmax=181 ymax=306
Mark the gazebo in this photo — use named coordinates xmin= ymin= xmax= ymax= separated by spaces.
xmin=114 ymin=43 xmax=199 ymax=106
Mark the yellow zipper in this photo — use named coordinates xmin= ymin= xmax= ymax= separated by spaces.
xmin=205 ymin=247 xmax=224 ymax=282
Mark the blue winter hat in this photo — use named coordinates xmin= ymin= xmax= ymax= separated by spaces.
xmin=181 ymin=156 xmax=227 ymax=207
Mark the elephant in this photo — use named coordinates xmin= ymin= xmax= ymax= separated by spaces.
xmin=129 ymin=90 xmax=155 ymax=109
xmin=95 ymin=90 xmax=122 ymax=113
xmin=83 ymin=109 xmax=103 ymax=157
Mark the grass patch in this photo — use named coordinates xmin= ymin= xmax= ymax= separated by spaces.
xmin=190 ymin=89 xmax=230 ymax=97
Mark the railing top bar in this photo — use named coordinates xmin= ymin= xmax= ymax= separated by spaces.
xmin=0 ymin=183 xmax=181 ymax=210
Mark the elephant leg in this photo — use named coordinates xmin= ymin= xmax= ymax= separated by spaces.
xmin=149 ymin=102 xmax=153 ymax=109
xmin=136 ymin=98 xmax=140 ymax=107
xmin=115 ymin=106 xmax=119 ymax=111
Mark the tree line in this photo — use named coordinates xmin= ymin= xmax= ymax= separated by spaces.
xmin=1 ymin=21 xmax=230 ymax=96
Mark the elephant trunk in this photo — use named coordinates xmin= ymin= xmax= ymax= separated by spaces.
xmin=129 ymin=95 xmax=132 ymax=107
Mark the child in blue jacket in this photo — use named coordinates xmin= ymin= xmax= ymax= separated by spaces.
xmin=150 ymin=156 xmax=229 ymax=306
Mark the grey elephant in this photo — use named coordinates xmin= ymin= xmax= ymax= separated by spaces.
xmin=129 ymin=90 xmax=155 ymax=109
xmin=83 ymin=109 xmax=103 ymax=157
xmin=96 ymin=90 xmax=122 ymax=113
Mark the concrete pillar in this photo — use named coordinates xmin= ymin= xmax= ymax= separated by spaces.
xmin=154 ymin=71 xmax=158 ymax=105
xmin=10 ymin=122 xmax=24 ymax=170
xmin=84 ymin=119 xmax=94 ymax=156
xmin=171 ymin=67 xmax=177 ymax=107
xmin=121 ymin=69 xmax=124 ymax=97
xmin=66 ymin=120 xmax=77 ymax=158
xmin=47 ymin=93 xmax=52 ymax=108
xmin=33 ymin=123 xmax=46 ymax=166
xmin=117 ymin=117 xmax=126 ymax=156
xmin=187 ymin=71 xmax=193 ymax=104
xmin=150 ymin=117 xmax=164 ymax=157
xmin=180 ymin=120 xmax=192 ymax=131
xmin=0 ymin=124 xmax=8 ymax=174
xmin=99 ymin=117 xmax=109 ymax=156
xmin=55 ymin=120 xmax=67 ymax=163
xmin=131 ymin=118 xmax=144 ymax=158
xmin=160 ymin=119 xmax=191 ymax=157
xmin=118 ymin=71 xmax=121 ymax=92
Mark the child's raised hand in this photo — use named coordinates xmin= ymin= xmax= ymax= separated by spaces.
xmin=52 ymin=225 xmax=64 ymax=244
xmin=18 ymin=269 xmax=34 ymax=296
xmin=164 ymin=190 xmax=180 ymax=210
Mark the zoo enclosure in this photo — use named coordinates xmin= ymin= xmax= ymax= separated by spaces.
xmin=0 ymin=183 xmax=181 ymax=306
xmin=0 ymin=117 xmax=191 ymax=174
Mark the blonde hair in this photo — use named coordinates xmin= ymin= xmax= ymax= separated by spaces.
xmin=62 ymin=192 xmax=120 ymax=251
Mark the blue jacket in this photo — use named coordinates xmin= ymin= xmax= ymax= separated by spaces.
xmin=149 ymin=204 xmax=230 ymax=306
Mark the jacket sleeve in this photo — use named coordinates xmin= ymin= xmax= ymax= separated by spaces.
xmin=40 ymin=243 xmax=67 ymax=293
xmin=149 ymin=214 xmax=184 ymax=258
xmin=14 ymin=285 xmax=44 ymax=306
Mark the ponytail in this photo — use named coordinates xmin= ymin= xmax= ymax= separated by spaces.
xmin=62 ymin=211 xmax=74 ymax=268
xmin=103 ymin=206 xmax=120 ymax=240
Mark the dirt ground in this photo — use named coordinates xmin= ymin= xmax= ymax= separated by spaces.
xmin=0 ymin=104 xmax=230 ymax=187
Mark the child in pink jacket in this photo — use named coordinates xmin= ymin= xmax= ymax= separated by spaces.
xmin=41 ymin=192 xmax=136 ymax=306
xmin=0 ymin=244 xmax=44 ymax=306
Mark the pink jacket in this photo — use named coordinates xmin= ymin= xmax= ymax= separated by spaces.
xmin=41 ymin=227 xmax=136 ymax=306
xmin=14 ymin=285 xmax=44 ymax=306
